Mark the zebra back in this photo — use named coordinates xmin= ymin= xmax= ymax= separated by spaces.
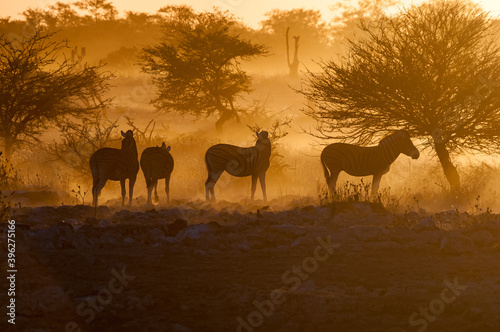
xmin=90 ymin=130 xmax=139 ymax=181
xmin=205 ymin=132 xmax=271 ymax=177
xmin=321 ymin=130 xmax=418 ymax=177
xmin=140 ymin=143 xmax=174 ymax=181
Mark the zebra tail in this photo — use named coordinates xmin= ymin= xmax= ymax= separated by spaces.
xmin=204 ymin=152 xmax=213 ymax=183
xmin=321 ymin=157 xmax=330 ymax=182
xmin=145 ymin=158 xmax=154 ymax=187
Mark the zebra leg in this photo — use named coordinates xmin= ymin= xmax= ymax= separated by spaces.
xmin=120 ymin=179 xmax=126 ymax=206
xmin=92 ymin=177 xmax=99 ymax=208
xmin=165 ymin=174 xmax=171 ymax=203
xmin=129 ymin=176 xmax=136 ymax=206
xmin=145 ymin=179 xmax=153 ymax=204
xmin=154 ymin=181 xmax=159 ymax=203
xmin=327 ymin=170 xmax=340 ymax=200
xmin=92 ymin=177 xmax=107 ymax=208
xmin=371 ymin=173 xmax=383 ymax=198
xmin=259 ymin=172 xmax=267 ymax=203
xmin=205 ymin=171 xmax=222 ymax=201
xmin=251 ymin=174 xmax=258 ymax=200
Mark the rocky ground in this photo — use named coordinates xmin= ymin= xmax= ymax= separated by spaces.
xmin=2 ymin=198 xmax=500 ymax=332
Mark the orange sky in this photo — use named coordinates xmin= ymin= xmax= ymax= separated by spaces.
xmin=1 ymin=0 xmax=500 ymax=27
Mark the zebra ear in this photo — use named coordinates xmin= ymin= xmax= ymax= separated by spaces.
xmin=167 ymin=146 xmax=171 ymax=151
xmin=121 ymin=130 xmax=126 ymax=137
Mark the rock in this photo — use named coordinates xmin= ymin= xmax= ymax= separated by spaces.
xmin=269 ymin=225 xmax=307 ymax=237
xmin=349 ymin=226 xmax=385 ymax=242
xmin=412 ymin=216 xmax=439 ymax=232
xmin=465 ymin=306 xmax=484 ymax=321
xmin=18 ymin=286 xmax=71 ymax=316
xmin=441 ymin=233 xmax=475 ymax=254
xmin=298 ymin=279 xmax=316 ymax=292
xmin=390 ymin=225 xmax=414 ymax=244
xmin=413 ymin=230 xmax=443 ymax=246
xmin=99 ymin=229 xmax=121 ymax=247
xmin=147 ymin=228 xmax=166 ymax=244
xmin=291 ymin=236 xmax=304 ymax=247
xmin=111 ymin=209 xmax=133 ymax=223
xmin=301 ymin=205 xmax=317 ymax=213
xmin=71 ymin=232 xmax=93 ymax=250
xmin=485 ymin=220 xmax=500 ymax=236
xmin=167 ymin=218 xmax=188 ymax=236
xmin=123 ymin=237 xmax=135 ymax=244
xmin=99 ymin=219 xmax=111 ymax=227
xmin=172 ymin=323 xmax=192 ymax=332
xmin=76 ymin=224 xmax=100 ymax=239
xmin=176 ymin=223 xmax=215 ymax=241
xmin=32 ymin=222 xmax=75 ymax=249
xmin=470 ymin=230 xmax=495 ymax=247
xmin=276 ymin=321 xmax=301 ymax=332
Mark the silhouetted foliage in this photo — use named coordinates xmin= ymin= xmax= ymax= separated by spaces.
xmin=140 ymin=6 xmax=267 ymax=134
xmin=74 ymin=0 xmax=118 ymax=23
xmin=0 ymin=29 xmax=112 ymax=159
xmin=330 ymin=0 xmax=399 ymax=52
xmin=49 ymin=110 xmax=119 ymax=181
xmin=302 ymin=0 xmax=500 ymax=192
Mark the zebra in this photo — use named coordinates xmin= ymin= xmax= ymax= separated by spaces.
xmin=321 ymin=130 xmax=419 ymax=198
xmin=205 ymin=131 xmax=271 ymax=202
xmin=89 ymin=130 xmax=139 ymax=214
xmin=140 ymin=142 xmax=174 ymax=204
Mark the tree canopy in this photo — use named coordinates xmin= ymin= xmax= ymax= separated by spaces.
xmin=0 ymin=29 xmax=112 ymax=159
xmin=302 ymin=0 xmax=500 ymax=191
xmin=140 ymin=6 xmax=267 ymax=133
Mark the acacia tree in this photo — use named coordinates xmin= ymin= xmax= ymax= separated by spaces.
xmin=302 ymin=0 xmax=500 ymax=192
xmin=140 ymin=6 xmax=267 ymax=134
xmin=0 ymin=29 xmax=112 ymax=160
xmin=74 ymin=0 xmax=117 ymax=22
xmin=330 ymin=0 xmax=399 ymax=50
xmin=49 ymin=110 xmax=119 ymax=181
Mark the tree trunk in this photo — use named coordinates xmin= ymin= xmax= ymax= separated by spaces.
xmin=286 ymin=27 xmax=300 ymax=79
xmin=434 ymin=142 xmax=460 ymax=192
xmin=214 ymin=109 xmax=234 ymax=135
xmin=3 ymin=138 xmax=13 ymax=161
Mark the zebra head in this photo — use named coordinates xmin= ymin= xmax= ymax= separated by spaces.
xmin=120 ymin=130 xmax=136 ymax=150
xmin=394 ymin=130 xmax=419 ymax=159
xmin=161 ymin=142 xmax=171 ymax=152
xmin=255 ymin=131 xmax=271 ymax=152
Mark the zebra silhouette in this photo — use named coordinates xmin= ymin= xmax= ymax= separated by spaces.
xmin=140 ymin=142 xmax=174 ymax=204
xmin=89 ymin=130 xmax=139 ymax=214
xmin=321 ymin=130 xmax=419 ymax=198
xmin=205 ymin=131 xmax=271 ymax=202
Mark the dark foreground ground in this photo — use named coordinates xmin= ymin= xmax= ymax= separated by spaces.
xmin=1 ymin=199 xmax=500 ymax=332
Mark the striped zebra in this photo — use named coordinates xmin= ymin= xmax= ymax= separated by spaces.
xmin=205 ymin=131 xmax=271 ymax=202
xmin=321 ymin=130 xmax=419 ymax=198
xmin=89 ymin=130 xmax=139 ymax=213
xmin=140 ymin=142 xmax=174 ymax=204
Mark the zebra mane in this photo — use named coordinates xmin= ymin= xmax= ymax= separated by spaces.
xmin=379 ymin=130 xmax=408 ymax=145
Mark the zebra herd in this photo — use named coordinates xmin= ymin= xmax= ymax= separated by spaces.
xmin=89 ymin=129 xmax=419 ymax=210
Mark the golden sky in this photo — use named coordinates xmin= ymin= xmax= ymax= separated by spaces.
xmin=1 ymin=0 xmax=500 ymax=27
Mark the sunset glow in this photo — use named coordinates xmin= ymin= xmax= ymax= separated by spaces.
xmin=2 ymin=0 xmax=500 ymax=26
xmin=4 ymin=0 xmax=500 ymax=330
